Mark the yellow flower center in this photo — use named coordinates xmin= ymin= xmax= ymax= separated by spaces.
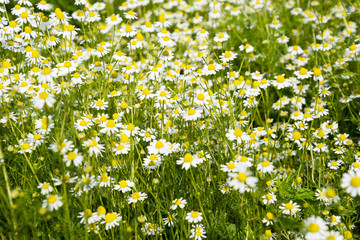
xmin=100 ymin=174 xmax=109 ymax=182
xmin=299 ymin=68 xmax=308 ymax=75
xmin=125 ymin=25 xmax=132 ymax=32
xmin=266 ymin=212 xmax=274 ymax=220
xmin=293 ymin=131 xmax=301 ymax=140
xmin=224 ymin=52 xmax=232 ymax=58
xmin=350 ymin=177 xmax=360 ymax=187
xmin=307 ymin=223 xmax=319 ymax=233
xmin=105 ymin=213 xmax=117 ymax=223
xmin=132 ymin=192 xmax=140 ymax=199
xmin=197 ymin=93 xmax=205 ymax=100
xmin=285 ymin=203 xmax=293 ymax=210
xmin=47 ymin=195 xmax=57 ymax=204
xmin=191 ymin=211 xmax=199 ymax=218
xmin=106 ymin=120 xmax=115 ymax=128
xmin=237 ymin=173 xmax=247 ymax=182
xmin=277 ymin=75 xmax=285 ymax=83
xmin=67 ymin=152 xmax=77 ymax=160
xmin=39 ymin=92 xmax=48 ymax=100
xmin=208 ymin=64 xmax=215 ymax=71
xmin=188 ymin=109 xmax=196 ymax=115
xmin=155 ymin=141 xmax=164 ymax=149
xmin=228 ymin=162 xmax=235 ymax=169
xmin=234 ymin=128 xmax=243 ymax=137
xmin=184 ymin=153 xmax=193 ymax=163
xmin=262 ymin=161 xmax=270 ymax=167
xmin=96 ymin=100 xmax=104 ymax=107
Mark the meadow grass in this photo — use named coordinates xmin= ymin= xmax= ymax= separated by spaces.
xmin=1 ymin=0 xmax=360 ymax=239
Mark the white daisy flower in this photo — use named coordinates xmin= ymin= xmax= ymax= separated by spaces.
xmin=341 ymin=170 xmax=360 ymax=197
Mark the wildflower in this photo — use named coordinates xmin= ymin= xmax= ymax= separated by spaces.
xmin=239 ymin=43 xmax=254 ymax=53
xmin=38 ymin=182 xmax=53 ymax=195
xmin=63 ymin=149 xmax=83 ymax=167
xmin=341 ymin=170 xmax=360 ymax=197
xmin=114 ymin=180 xmax=134 ymax=193
xmin=98 ymin=173 xmax=112 ymax=187
xmin=147 ymin=139 xmax=171 ymax=155
xmin=74 ymin=118 xmax=93 ymax=131
xmin=177 ymin=153 xmax=199 ymax=170
xmin=170 ymin=198 xmax=187 ymax=210
xmin=220 ymin=51 xmax=238 ymax=63
xmin=279 ymin=200 xmax=301 ymax=216
xmin=143 ymin=154 xmax=162 ymax=169
xmin=102 ymin=213 xmax=122 ymax=230
xmin=42 ymin=194 xmax=63 ymax=211
xmin=183 ymin=108 xmax=203 ymax=121
xmin=213 ymin=32 xmax=229 ymax=42
xmin=124 ymin=10 xmax=137 ymax=19
xmin=228 ymin=167 xmax=258 ymax=193
xmin=186 ymin=211 xmax=203 ymax=223
xmin=226 ymin=128 xmax=250 ymax=143
xmin=257 ymin=160 xmax=274 ymax=173
xmin=303 ymin=216 xmax=328 ymax=240
xmin=106 ymin=14 xmax=122 ymax=25
xmin=262 ymin=193 xmax=277 ymax=205
xmin=294 ymin=68 xmax=313 ymax=79
xmin=163 ymin=214 xmax=176 ymax=227
xmin=91 ymin=99 xmax=109 ymax=110
xmin=83 ymin=137 xmax=105 ymax=157
xmin=33 ymin=91 xmax=56 ymax=109
xmin=262 ymin=212 xmax=275 ymax=226
xmin=190 ymin=224 xmax=207 ymax=239
xmin=127 ymin=192 xmax=147 ymax=204
xmin=315 ymin=188 xmax=340 ymax=204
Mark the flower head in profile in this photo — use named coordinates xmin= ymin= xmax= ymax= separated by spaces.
xmin=102 ymin=212 xmax=122 ymax=230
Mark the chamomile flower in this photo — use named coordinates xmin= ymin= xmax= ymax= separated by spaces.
xmin=33 ymin=91 xmax=56 ymax=109
xmin=228 ymin=167 xmax=258 ymax=193
xmin=127 ymin=192 xmax=147 ymax=204
xmin=163 ymin=214 xmax=177 ymax=227
xmin=148 ymin=139 xmax=171 ymax=155
xmin=124 ymin=10 xmax=137 ymax=19
xmin=294 ymin=68 xmax=313 ymax=79
xmin=83 ymin=137 xmax=105 ymax=157
xmin=75 ymin=118 xmax=93 ymax=131
xmin=257 ymin=160 xmax=274 ymax=173
xmin=177 ymin=153 xmax=199 ymax=170
xmin=226 ymin=128 xmax=250 ymax=143
xmin=303 ymin=216 xmax=328 ymax=240
xmin=341 ymin=170 xmax=360 ymax=197
xmin=114 ymin=180 xmax=134 ymax=193
xmin=170 ymin=198 xmax=187 ymax=210
xmin=102 ymin=213 xmax=122 ymax=230
xmin=315 ymin=188 xmax=340 ymax=204
xmin=262 ymin=212 xmax=275 ymax=226
xmin=279 ymin=200 xmax=301 ymax=216
xmin=213 ymin=32 xmax=229 ymax=42
xmin=183 ymin=108 xmax=203 ymax=121
xmin=106 ymin=14 xmax=122 ymax=25
xmin=220 ymin=51 xmax=238 ymax=63
xmin=91 ymin=99 xmax=109 ymax=110
xmin=186 ymin=211 xmax=203 ymax=223
xmin=42 ymin=194 xmax=63 ymax=211
xmin=38 ymin=182 xmax=53 ymax=195
xmin=190 ymin=224 xmax=207 ymax=240
xmin=262 ymin=193 xmax=277 ymax=205
xmin=63 ymin=149 xmax=83 ymax=167
xmin=239 ymin=43 xmax=254 ymax=53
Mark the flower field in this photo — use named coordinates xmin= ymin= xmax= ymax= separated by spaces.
xmin=1 ymin=0 xmax=360 ymax=239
